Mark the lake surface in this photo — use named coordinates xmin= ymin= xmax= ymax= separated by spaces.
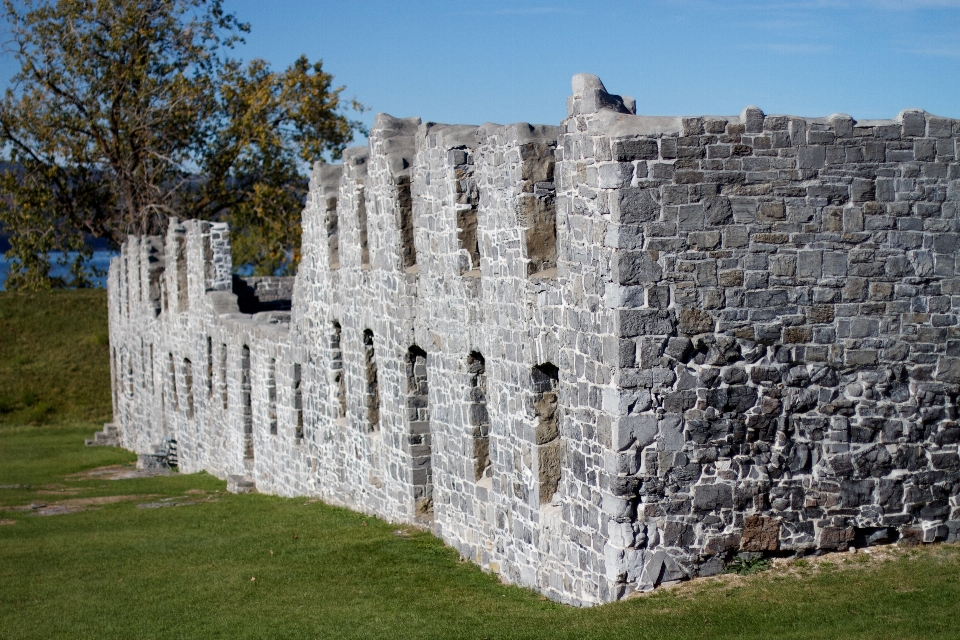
xmin=0 ymin=251 xmax=116 ymax=290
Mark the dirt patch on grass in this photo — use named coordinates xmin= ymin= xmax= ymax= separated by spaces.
xmin=59 ymin=495 xmax=150 ymax=507
xmin=67 ymin=465 xmax=170 ymax=480
xmin=8 ymin=494 xmax=156 ymax=516
xmin=137 ymin=495 xmax=219 ymax=509
xmin=0 ymin=519 xmax=15 ymax=525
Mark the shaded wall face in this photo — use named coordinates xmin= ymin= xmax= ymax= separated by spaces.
xmin=566 ymin=101 xmax=960 ymax=591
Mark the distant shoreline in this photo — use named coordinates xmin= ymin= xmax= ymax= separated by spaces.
xmin=0 ymin=250 xmax=116 ymax=290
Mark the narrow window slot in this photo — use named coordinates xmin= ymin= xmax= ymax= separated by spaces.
xmin=267 ymin=358 xmax=278 ymax=436
xmin=331 ymin=322 xmax=346 ymax=424
xmin=358 ymin=187 xmax=370 ymax=269
xmin=533 ymin=363 xmax=561 ymax=504
xmin=184 ymin=358 xmax=194 ymax=419
xmin=326 ymin=197 xmax=340 ymax=269
xmin=293 ymin=363 xmax=303 ymax=443
xmin=397 ymin=176 xmax=417 ymax=269
xmin=406 ymin=346 xmax=432 ymax=517
xmin=468 ymin=352 xmax=491 ymax=483
xmin=242 ymin=345 xmax=253 ymax=460
xmin=363 ymin=329 xmax=379 ymax=432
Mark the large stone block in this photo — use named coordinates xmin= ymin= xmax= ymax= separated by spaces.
xmin=741 ymin=515 xmax=780 ymax=551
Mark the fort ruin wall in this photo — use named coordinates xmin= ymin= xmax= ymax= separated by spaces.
xmin=108 ymin=74 xmax=960 ymax=605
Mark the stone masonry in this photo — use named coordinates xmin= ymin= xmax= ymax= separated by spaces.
xmin=107 ymin=74 xmax=960 ymax=605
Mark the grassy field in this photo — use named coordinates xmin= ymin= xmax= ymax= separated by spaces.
xmin=0 ymin=290 xmax=112 ymax=425
xmin=1 ymin=291 xmax=959 ymax=639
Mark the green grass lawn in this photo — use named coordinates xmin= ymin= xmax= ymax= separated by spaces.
xmin=1 ymin=291 xmax=959 ymax=639
xmin=0 ymin=290 xmax=111 ymax=425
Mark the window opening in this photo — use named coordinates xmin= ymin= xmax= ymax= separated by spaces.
xmin=524 ymin=180 xmax=557 ymax=277
xmin=220 ymin=343 xmax=228 ymax=410
xmin=397 ymin=176 xmax=417 ymax=269
xmin=111 ymin=348 xmax=118 ymax=411
xmin=203 ymin=233 xmax=214 ymax=285
xmin=140 ymin=340 xmax=147 ymax=389
xmin=184 ymin=358 xmax=194 ymax=419
xmin=127 ymin=353 xmax=133 ymax=396
xmin=206 ymin=337 xmax=213 ymax=397
xmin=406 ymin=346 xmax=432 ymax=517
xmin=176 ymin=234 xmax=188 ymax=313
xmin=468 ymin=352 xmax=491 ymax=482
xmin=267 ymin=358 xmax=278 ymax=435
xmin=168 ymin=353 xmax=179 ymax=412
xmin=123 ymin=257 xmax=130 ymax=317
xmin=293 ymin=363 xmax=303 ymax=443
xmin=326 ymin=196 xmax=340 ymax=269
xmin=358 ymin=187 xmax=371 ymax=269
xmin=454 ymin=148 xmax=480 ymax=274
xmin=533 ymin=363 xmax=561 ymax=504
xmin=331 ymin=322 xmax=346 ymax=423
xmin=242 ymin=345 xmax=253 ymax=460
xmin=363 ymin=329 xmax=380 ymax=432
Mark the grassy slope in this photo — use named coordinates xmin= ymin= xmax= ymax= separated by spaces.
xmin=0 ymin=291 xmax=959 ymax=639
xmin=0 ymin=290 xmax=112 ymax=425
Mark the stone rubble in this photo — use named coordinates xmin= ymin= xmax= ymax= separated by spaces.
xmin=107 ymin=74 xmax=960 ymax=605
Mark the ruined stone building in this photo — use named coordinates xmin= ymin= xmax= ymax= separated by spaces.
xmin=107 ymin=74 xmax=960 ymax=605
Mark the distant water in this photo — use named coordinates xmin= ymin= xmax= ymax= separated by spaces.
xmin=0 ymin=251 xmax=117 ymax=291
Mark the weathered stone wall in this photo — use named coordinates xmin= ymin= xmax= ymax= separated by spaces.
xmin=562 ymin=74 xmax=960 ymax=590
xmin=108 ymin=74 xmax=960 ymax=605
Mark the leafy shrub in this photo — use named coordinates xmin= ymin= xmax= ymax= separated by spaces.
xmin=726 ymin=555 xmax=772 ymax=575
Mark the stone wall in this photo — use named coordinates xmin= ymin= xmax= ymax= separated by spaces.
xmin=108 ymin=74 xmax=960 ymax=605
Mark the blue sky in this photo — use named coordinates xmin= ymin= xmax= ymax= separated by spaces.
xmin=218 ymin=0 xmax=960 ymax=145
xmin=2 ymin=1 xmax=958 ymax=145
